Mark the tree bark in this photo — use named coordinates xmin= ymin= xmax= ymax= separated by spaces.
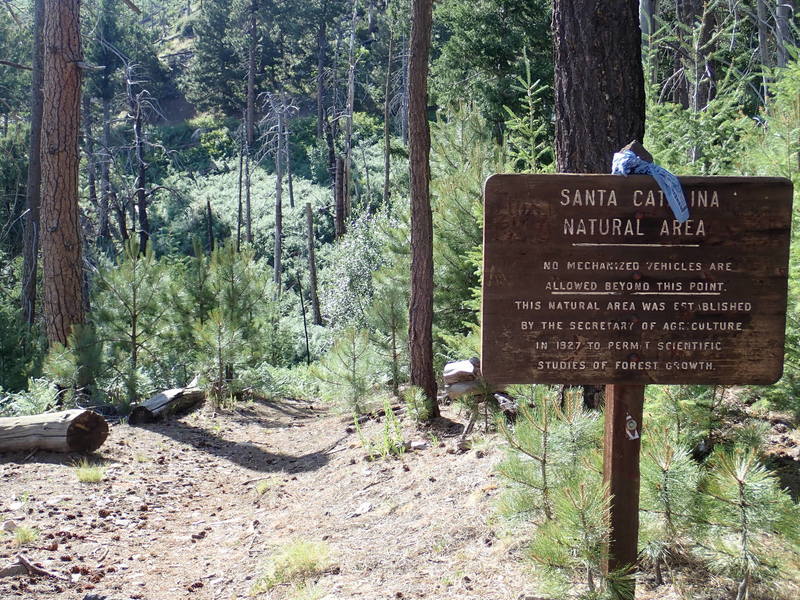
xmin=129 ymin=387 xmax=204 ymax=425
xmin=286 ymin=123 xmax=294 ymax=208
xmin=21 ymin=0 xmax=45 ymax=326
xmin=775 ymin=0 xmax=794 ymax=68
xmin=692 ymin=4 xmax=717 ymax=114
xmin=553 ymin=0 xmax=645 ymax=173
xmin=0 ymin=409 xmax=109 ymax=453
xmin=408 ymin=0 xmax=438 ymax=415
xmin=126 ymin=75 xmax=149 ymax=250
xmin=245 ymin=150 xmax=252 ymax=243
xmin=82 ymin=94 xmax=98 ymax=211
xmin=98 ymin=97 xmax=112 ymax=250
xmin=305 ymin=202 xmax=322 ymax=325
xmin=334 ymin=155 xmax=346 ymax=237
xmin=274 ymin=100 xmax=284 ymax=290
xmin=315 ymin=2 xmax=327 ymax=140
xmin=246 ymin=0 xmax=257 ymax=149
xmin=206 ymin=197 xmax=214 ymax=250
xmin=383 ymin=26 xmax=393 ymax=207
xmin=236 ymin=129 xmax=244 ymax=251
xmin=553 ymin=0 xmax=644 ymax=405
xmin=756 ymin=0 xmax=772 ymax=103
xmin=40 ymin=0 xmax=86 ymax=347
xmin=344 ymin=0 xmax=358 ymax=221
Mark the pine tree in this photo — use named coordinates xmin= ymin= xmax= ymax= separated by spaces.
xmin=367 ymin=269 xmax=408 ymax=397
xmin=92 ymin=239 xmax=169 ymax=405
xmin=639 ymin=427 xmax=701 ymax=586
xmin=702 ymin=446 xmax=800 ymax=600
xmin=192 ymin=242 xmax=277 ymax=403
xmin=183 ymin=0 xmax=243 ymax=115
xmin=497 ymin=385 xmax=624 ymax=596
xmin=312 ymin=327 xmax=378 ymax=415
xmin=498 ymin=385 xmax=600 ymax=522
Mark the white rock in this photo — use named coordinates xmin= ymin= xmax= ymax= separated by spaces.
xmin=443 ymin=359 xmax=480 ymax=384
xmin=351 ymin=501 xmax=373 ymax=517
xmin=445 ymin=380 xmax=483 ymax=399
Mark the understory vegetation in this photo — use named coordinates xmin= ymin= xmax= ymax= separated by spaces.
xmin=0 ymin=1 xmax=799 ymax=598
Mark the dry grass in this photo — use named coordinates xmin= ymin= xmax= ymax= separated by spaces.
xmin=73 ymin=458 xmax=105 ymax=483
xmin=250 ymin=540 xmax=332 ymax=594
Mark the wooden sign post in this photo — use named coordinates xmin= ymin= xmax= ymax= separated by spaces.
xmin=481 ymin=174 xmax=793 ymax=592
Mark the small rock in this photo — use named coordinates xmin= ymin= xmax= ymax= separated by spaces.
xmin=774 ymin=422 xmax=790 ymax=434
xmin=350 ymin=502 xmax=373 ymax=517
xmin=8 ymin=501 xmax=24 ymax=511
xmin=410 ymin=440 xmax=428 ymax=451
xmin=82 ymin=594 xmax=108 ymax=600
xmin=475 ymin=449 xmax=486 ymax=459
xmin=2 ymin=520 xmax=18 ymax=532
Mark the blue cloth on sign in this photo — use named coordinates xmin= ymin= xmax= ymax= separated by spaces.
xmin=611 ymin=149 xmax=689 ymax=223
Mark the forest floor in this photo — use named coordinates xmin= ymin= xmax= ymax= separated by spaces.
xmin=0 ymin=395 xmax=796 ymax=600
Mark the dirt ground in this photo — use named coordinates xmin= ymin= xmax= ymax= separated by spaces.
xmin=0 ymin=398 xmax=540 ymax=600
xmin=1 ymin=396 xmax=797 ymax=600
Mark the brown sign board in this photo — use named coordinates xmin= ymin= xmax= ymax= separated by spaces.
xmin=481 ymin=174 xmax=793 ymax=386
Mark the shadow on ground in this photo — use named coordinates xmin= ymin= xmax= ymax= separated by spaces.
xmin=136 ymin=397 xmax=332 ymax=474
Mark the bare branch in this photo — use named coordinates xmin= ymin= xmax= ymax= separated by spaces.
xmin=120 ymin=0 xmax=142 ymax=14
xmin=0 ymin=59 xmax=32 ymax=71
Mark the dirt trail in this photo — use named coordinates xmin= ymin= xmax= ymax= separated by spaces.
xmin=0 ymin=398 xmax=534 ymax=600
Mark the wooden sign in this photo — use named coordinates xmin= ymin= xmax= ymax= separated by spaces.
xmin=481 ymin=174 xmax=793 ymax=386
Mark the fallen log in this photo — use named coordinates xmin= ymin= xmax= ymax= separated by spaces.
xmin=129 ymin=386 xmax=204 ymax=425
xmin=0 ymin=409 xmax=109 ymax=453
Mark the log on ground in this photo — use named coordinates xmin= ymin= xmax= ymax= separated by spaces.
xmin=128 ymin=387 xmax=204 ymax=425
xmin=0 ymin=409 xmax=109 ymax=453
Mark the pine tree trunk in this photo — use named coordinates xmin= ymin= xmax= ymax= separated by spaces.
xmin=553 ymin=0 xmax=644 ymax=406
xmin=693 ymin=5 xmax=716 ymax=113
xmin=775 ymin=0 xmax=794 ymax=68
xmin=21 ymin=0 xmax=44 ymax=326
xmin=40 ymin=0 xmax=85 ymax=347
xmin=315 ymin=7 xmax=327 ymax=140
xmin=245 ymin=151 xmax=252 ymax=243
xmin=206 ymin=197 xmax=214 ymax=251
xmin=83 ymin=94 xmax=98 ymax=212
xmin=128 ymin=85 xmax=149 ymax=250
xmin=553 ymin=0 xmax=645 ymax=172
xmin=344 ymin=0 xmax=358 ymax=221
xmin=640 ymin=0 xmax=656 ymax=84
xmin=383 ymin=27 xmax=393 ymax=207
xmin=305 ymin=202 xmax=322 ymax=325
xmin=673 ymin=0 xmax=693 ymax=108
xmin=401 ymin=40 xmax=409 ymax=144
xmin=408 ymin=0 xmax=438 ymax=416
xmin=246 ymin=0 xmax=257 ymax=149
xmin=334 ymin=155 xmax=346 ymax=237
xmin=274 ymin=103 xmax=284 ymax=290
xmin=756 ymin=0 xmax=772 ymax=103
xmin=286 ymin=125 xmax=295 ymax=208
xmin=99 ymin=97 xmax=112 ymax=248
xmin=236 ymin=132 xmax=244 ymax=251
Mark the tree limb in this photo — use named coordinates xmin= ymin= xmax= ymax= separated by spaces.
xmin=120 ymin=0 xmax=142 ymax=14
xmin=0 ymin=59 xmax=32 ymax=71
